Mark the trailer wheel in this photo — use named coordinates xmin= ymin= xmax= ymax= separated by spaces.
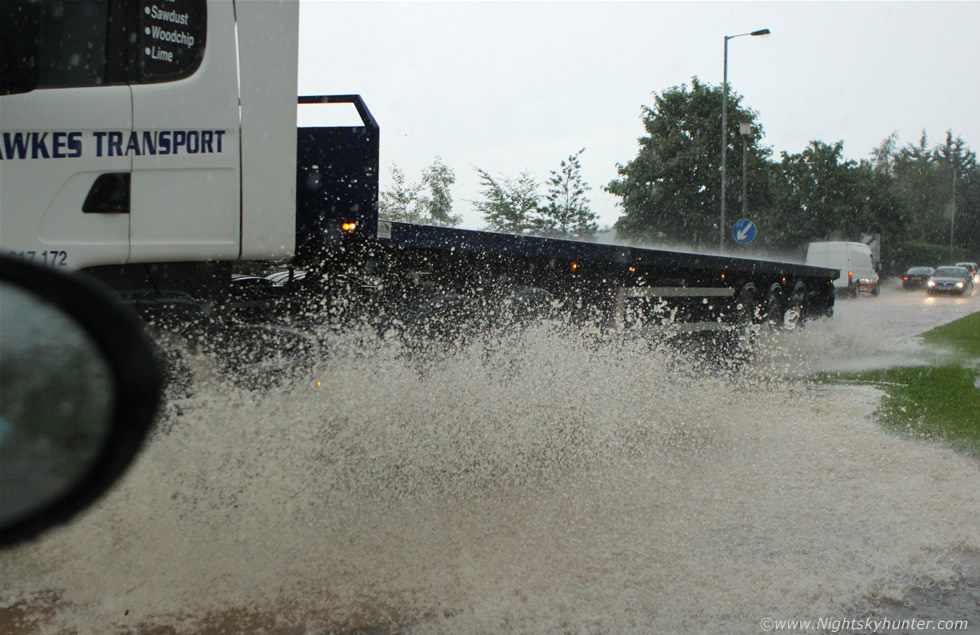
xmin=782 ymin=282 xmax=807 ymax=331
xmin=763 ymin=284 xmax=784 ymax=329
xmin=732 ymin=283 xmax=761 ymax=337
xmin=733 ymin=284 xmax=759 ymax=323
xmin=727 ymin=284 xmax=761 ymax=361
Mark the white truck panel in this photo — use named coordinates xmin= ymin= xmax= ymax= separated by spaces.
xmin=130 ymin=0 xmax=242 ymax=263
xmin=236 ymin=0 xmax=299 ymax=260
xmin=0 ymin=87 xmax=132 ymax=269
xmin=1 ymin=0 xmax=299 ymax=269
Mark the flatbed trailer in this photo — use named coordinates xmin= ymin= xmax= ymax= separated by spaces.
xmin=291 ymin=95 xmax=836 ymax=336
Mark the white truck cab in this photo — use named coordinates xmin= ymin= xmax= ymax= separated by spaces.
xmin=0 ymin=0 xmax=299 ymax=270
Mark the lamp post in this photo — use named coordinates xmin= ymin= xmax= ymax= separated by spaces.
xmin=720 ymin=28 xmax=770 ymax=253
xmin=950 ymin=162 xmax=957 ymax=257
xmin=740 ymin=121 xmax=752 ymax=219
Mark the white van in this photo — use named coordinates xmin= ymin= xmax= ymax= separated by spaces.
xmin=805 ymin=241 xmax=879 ymax=296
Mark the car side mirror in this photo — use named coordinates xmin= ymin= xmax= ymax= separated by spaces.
xmin=0 ymin=255 xmax=161 ymax=547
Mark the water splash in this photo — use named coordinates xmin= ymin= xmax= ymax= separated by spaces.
xmin=2 ymin=317 xmax=978 ymax=633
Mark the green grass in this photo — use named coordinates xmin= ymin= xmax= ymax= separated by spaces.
xmin=921 ymin=311 xmax=980 ymax=358
xmin=819 ymin=312 xmax=980 ymax=457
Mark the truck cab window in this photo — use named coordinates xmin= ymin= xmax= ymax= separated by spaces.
xmin=138 ymin=0 xmax=206 ymax=82
xmin=23 ymin=0 xmax=206 ymax=89
xmin=37 ymin=0 xmax=110 ymax=88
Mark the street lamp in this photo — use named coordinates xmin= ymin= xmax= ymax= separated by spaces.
xmin=720 ymin=28 xmax=770 ymax=253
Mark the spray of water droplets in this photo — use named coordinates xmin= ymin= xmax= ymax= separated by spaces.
xmin=2 ymin=310 xmax=978 ymax=633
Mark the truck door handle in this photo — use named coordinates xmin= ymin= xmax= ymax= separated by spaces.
xmin=83 ymin=173 xmax=130 ymax=214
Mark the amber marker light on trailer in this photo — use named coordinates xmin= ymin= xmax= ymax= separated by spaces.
xmin=571 ymin=262 xmax=579 ymax=272
xmin=342 ymin=222 xmax=358 ymax=232
xmin=630 ymin=266 xmax=637 ymax=274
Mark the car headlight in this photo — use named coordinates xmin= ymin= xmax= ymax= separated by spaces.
xmin=927 ymin=280 xmax=936 ymax=287
xmin=955 ymin=282 xmax=964 ymax=288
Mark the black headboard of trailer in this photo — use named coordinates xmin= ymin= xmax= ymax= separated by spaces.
xmin=295 ymin=95 xmax=380 ymax=266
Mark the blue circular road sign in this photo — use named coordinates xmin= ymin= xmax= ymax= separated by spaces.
xmin=732 ymin=219 xmax=756 ymax=244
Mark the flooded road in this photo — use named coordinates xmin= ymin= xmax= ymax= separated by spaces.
xmin=799 ymin=279 xmax=980 ymax=373
xmin=2 ymin=280 xmax=979 ymax=633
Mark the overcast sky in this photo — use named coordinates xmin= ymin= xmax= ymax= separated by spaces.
xmin=297 ymin=1 xmax=980 ymax=231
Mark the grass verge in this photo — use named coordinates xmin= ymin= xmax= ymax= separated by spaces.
xmin=921 ymin=310 xmax=980 ymax=358
xmin=818 ymin=311 xmax=980 ymax=457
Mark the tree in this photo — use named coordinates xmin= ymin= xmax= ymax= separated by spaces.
xmin=955 ymin=164 xmax=980 ymax=255
xmin=878 ymin=131 xmax=980 ymax=252
xmin=533 ymin=149 xmax=597 ymax=240
xmin=853 ymin=159 xmax=908 ymax=246
xmin=889 ymin=131 xmax=958 ymax=245
xmin=474 ymin=168 xmax=540 ymax=234
xmin=379 ymin=158 xmax=461 ymax=227
xmin=933 ymin=131 xmax=978 ymax=250
xmin=870 ymin=131 xmax=900 ymax=175
xmin=763 ymin=140 xmax=907 ymax=249
xmin=421 ymin=157 xmax=461 ymax=227
xmin=865 ymin=130 xmax=979 ymax=270
xmin=607 ymin=77 xmax=770 ymax=246
xmin=767 ymin=141 xmax=858 ymax=245
xmin=379 ymin=164 xmax=423 ymax=223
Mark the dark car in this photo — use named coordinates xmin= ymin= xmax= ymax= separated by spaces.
xmin=926 ymin=266 xmax=974 ymax=296
xmin=902 ymin=266 xmax=935 ymax=290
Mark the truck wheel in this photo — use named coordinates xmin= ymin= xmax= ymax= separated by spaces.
xmin=733 ymin=284 xmax=759 ymax=326
xmin=782 ymin=282 xmax=807 ymax=331
xmin=728 ymin=284 xmax=761 ymax=360
xmin=763 ymin=284 xmax=784 ymax=329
